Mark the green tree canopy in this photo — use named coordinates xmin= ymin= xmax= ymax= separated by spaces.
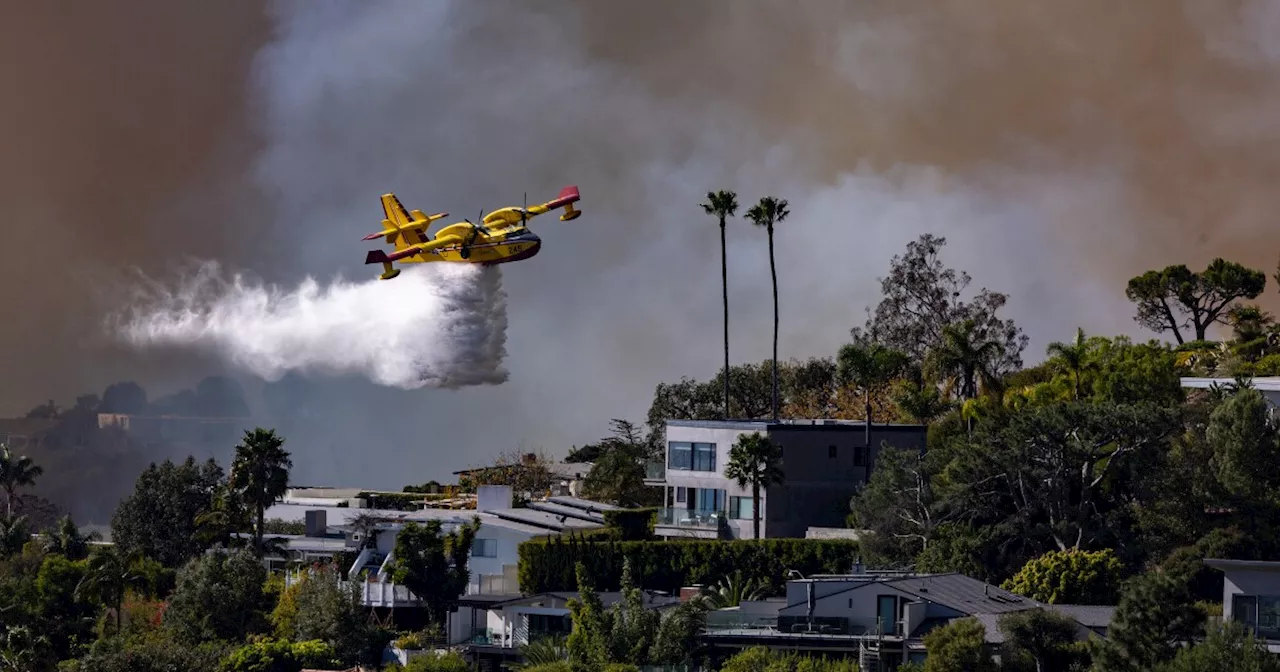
xmin=111 ymin=457 xmax=224 ymax=567
xmin=1125 ymin=259 xmax=1266 ymax=343
xmin=389 ymin=517 xmax=480 ymax=626
xmin=1002 ymin=548 xmax=1123 ymax=605
xmin=163 ymin=547 xmax=269 ymax=645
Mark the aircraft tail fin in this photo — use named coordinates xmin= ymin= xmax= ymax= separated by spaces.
xmin=548 ymin=185 xmax=582 ymax=221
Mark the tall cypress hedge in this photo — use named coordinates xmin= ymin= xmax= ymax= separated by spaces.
xmin=518 ymin=535 xmax=859 ymax=594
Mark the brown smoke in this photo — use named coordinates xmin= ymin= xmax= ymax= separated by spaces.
xmin=556 ymin=0 xmax=1280 ymax=289
xmin=0 ymin=2 xmax=270 ymax=412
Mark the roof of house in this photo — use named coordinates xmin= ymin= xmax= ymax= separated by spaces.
xmin=1046 ymin=604 xmax=1116 ymax=629
xmin=891 ymin=574 xmax=1035 ymax=615
xmin=1204 ymin=558 xmax=1280 ymax=572
xmin=262 ymin=502 xmax=580 ymax=536
xmin=547 ymin=495 xmax=623 ymax=512
xmin=1181 ymin=377 xmax=1280 ymax=392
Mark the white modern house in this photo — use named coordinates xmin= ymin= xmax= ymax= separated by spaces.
xmin=1205 ymin=558 xmax=1280 ymax=652
xmin=264 ymin=484 xmax=614 ymax=645
xmin=646 ymin=419 xmax=926 ymax=540
xmin=1181 ymin=377 xmax=1280 ymax=409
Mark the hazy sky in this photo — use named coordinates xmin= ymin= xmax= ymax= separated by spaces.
xmin=6 ymin=1 xmax=1280 ymax=491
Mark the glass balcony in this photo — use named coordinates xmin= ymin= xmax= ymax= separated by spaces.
xmin=656 ymin=508 xmax=722 ymax=528
xmin=644 ymin=461 xmax=666 ymax=480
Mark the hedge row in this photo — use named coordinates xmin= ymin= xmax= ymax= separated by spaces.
xmin=517 ymin=535 xmax=860 ymax=595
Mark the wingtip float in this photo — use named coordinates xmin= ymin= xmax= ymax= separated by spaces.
xmin=360 ymin=185 xmax=582 ymax=280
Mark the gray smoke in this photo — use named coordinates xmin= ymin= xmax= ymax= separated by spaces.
xmin=115 ymin=261 xmax=507 ymax=389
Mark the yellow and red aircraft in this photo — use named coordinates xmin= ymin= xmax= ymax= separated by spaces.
xmin=362 ymin=186 xmax=582 ymax=280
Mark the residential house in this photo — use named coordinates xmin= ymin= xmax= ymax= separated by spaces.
xmin=701 ymin=569 xmax=1114 ymax=671
xmin=460 ymin=589 xmax=681 ymax=669
xmin=265 ymin=485 xmax=613 ymax=645
xmin=645 ymin=419 xmax=927 ymax=539
xmin=1181 ymin=377 xmax=1280 ymax=409
xmin=1205 ymin=558 xmax=1280 ymax=652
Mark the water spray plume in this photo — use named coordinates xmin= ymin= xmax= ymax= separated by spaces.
xmin=114 ymin=262 xmax=508 ymax=389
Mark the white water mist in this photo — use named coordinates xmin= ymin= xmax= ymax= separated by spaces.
xmin=115 ymin=261 xmax=508 ymax=389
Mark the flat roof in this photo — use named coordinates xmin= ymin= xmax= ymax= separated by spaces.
xmin=1204 ymin=558 xmax=1280 ymax=571
xmin=1182 ymin=377 xmax=1280 ymax=392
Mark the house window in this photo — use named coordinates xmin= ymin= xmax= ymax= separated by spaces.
xmin=1234 ymin=594 xmax=1280 ymax=640
xmin=729 ymin=496 xmax=755 ymax=520
xmin=668 ymin=442 xmax=692 ymax=470
xmin=695 ymin=488 xmax=725 ymax=513
xmin=472 ymin=538 xmax=497 ymax=558
xmin=668 ymin=442 xmax=716 ymax=471
xmin=675 ymin=487 xmax=687 ymax=504
xmin=854 ymin=446 xmax=866 ymax=467
xmin=828 ymin=445 xmax=837 ymax=459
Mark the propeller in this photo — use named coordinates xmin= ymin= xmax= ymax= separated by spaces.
xmin=521 ymin=192 xmax=527 ymax=225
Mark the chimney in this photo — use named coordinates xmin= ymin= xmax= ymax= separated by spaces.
xmin=852 ymin=554 xmax=865 ymax=575
xmin=305 ymin=509 xmax=326 ymax=538
xmin=477 ymin=484 xmax=514 ymax=511
xmin=679 ymin=585 xmax=703 ymax=602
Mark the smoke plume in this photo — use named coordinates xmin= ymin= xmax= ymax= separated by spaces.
xmin=13 ymin=1 xmax=1280 ymax=500
xmin=115 ymin=263 xmax=508 ymax=389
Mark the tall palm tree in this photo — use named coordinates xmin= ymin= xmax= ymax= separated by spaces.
xmin=1045 ymin=327 xmax=1094 ymax=400
xmin=837 ymin=342 xmax=910 ymax=448
xmin=745 ymin=197 xmax=790 ymax=420
xmin=723 ymin=432 xmax=785 ymax=540
xmin=229 ymin=428 xmax=293 ymax=554
xmin=702 ymin=190 xmax=740 ymax=420
xmin=0 ymin=444 xmax=42 ymax=519
xmin=76 ymin=547 xmax=144 ymax=636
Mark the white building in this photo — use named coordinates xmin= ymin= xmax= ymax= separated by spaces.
xmin=264 ymin=484 xmax=613 ymax=645
xmin=1205 ymin=558 xmax=1280 ymax=652
xmin=646 ymin=419 xmax=926 ymax=540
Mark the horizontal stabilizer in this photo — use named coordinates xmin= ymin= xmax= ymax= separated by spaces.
xmin=365 ymin=250 xmax=390 ymax=265
xmin=545 ymin=185 xmax=581 ymax=209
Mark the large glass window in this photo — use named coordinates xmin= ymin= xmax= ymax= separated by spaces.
xmin=729 ymin=496 xmax=755 ymax=520
xmin=692 ymin=443 xmax=716 ymax=471
xmin=668 ymin=442 xmax=716 ymax=471
xmin=668 ymin=442 xmax=692 ymax=470
xmin=1230 ymin=594 xmax=1280 ymax=640
xmin=695 ymin=488 xmax=725 ymax=512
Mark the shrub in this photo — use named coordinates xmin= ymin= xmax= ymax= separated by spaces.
xmin=401 ymin=651 xmax=469 ymax=672
xmin=1002 ymin=548 xmax=1123 ymax=605
xmin=601 ymin=509 xmax=657 ymax=541
xmin=518 ymin=536 xmax=859 ymax=594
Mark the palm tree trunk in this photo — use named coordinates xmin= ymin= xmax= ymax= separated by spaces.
xmin=768 ymin=228 xmax=779 ymax=421
xmin=256 ymin=504 xmax=265 ymax=553
xmin=721 ymin=219 xmax=730 ymax=420
xmin=4 ymin=487 xmax=10 ymax=519
xmin=752 ymin=481 xmax=761 ymax=540
xmin=864 ymin=389 xmax=872 ymax=452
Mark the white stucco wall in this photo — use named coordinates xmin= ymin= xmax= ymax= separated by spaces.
xmin=664 ymin=424 xmax=764 ymax=537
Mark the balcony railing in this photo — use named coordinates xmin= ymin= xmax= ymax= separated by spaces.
xmin=645 ymin=461 xmax=666 ymax=480
xmin=656 ymin=508 xmax=722 ymax=528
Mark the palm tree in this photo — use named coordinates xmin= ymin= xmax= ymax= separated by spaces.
xmin=0 ymin=444 xmax=42 ymax=519
xmin=745 ymin=197 xmax=790 ymax=420
xmin=229 ymin=428 xmax=293 ymax=554
xmin=0 ymin=516 xmax=28 ymax=558
xmin=837 ymin=342 xmax=910 ymax=448
xmin=41 ymin=515 xmax=98 ymax=561
xmin=702 ymin=190 xmax=740 ymax=420
xmin=76 ymin=547 xmax=145 ymax=636
xmin=1045 ymin=327 xmax=1094 ymax=400
xmin=926 ymin=320 xmax=1004 ymax=401
xmin=723 ymin=432 xmax=785 ymax=540
xmin=699 ymin=570 xmax=769 ymax=609
xmin=194 ymin=483 xmax=251 ymax=550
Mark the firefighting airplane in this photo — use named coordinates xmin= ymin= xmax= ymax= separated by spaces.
xmin=361 ymin=185 xmax=582 ymax=280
